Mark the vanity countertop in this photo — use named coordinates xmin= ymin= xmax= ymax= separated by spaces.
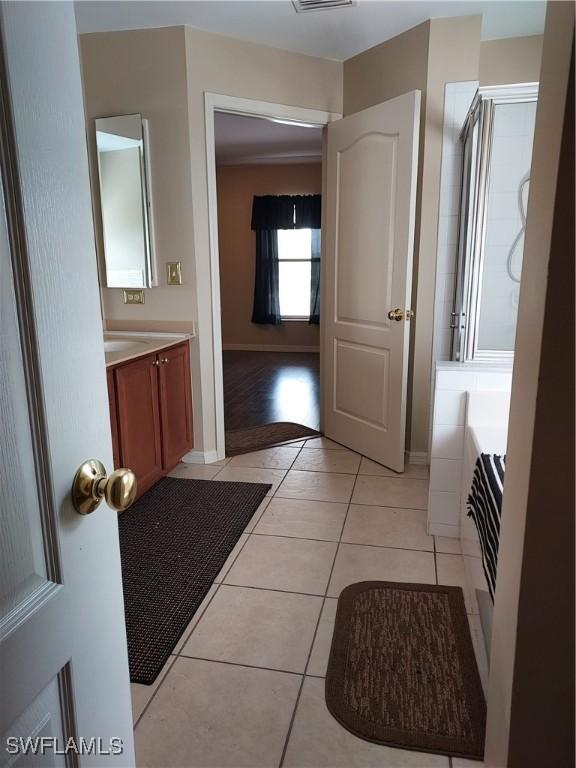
xmin=104 ymin=331 xmax=194 ymax=368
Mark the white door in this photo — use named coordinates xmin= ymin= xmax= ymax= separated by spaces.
xmin=0 ymin=4 xmax=134 ymax=765
xmin=322 ymin=91 xmax=420 ymax=472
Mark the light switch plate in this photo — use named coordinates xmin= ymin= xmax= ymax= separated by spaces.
xmin=166 ymin=261 xmax=182 ymax=285
xmin=123 ymin=289 xmax=145 ymax=305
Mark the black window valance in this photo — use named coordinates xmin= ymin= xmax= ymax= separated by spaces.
xmin=251 ymin=194 xmax=321 ymax=231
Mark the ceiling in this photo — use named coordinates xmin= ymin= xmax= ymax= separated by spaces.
xmin=215 ymin=112 xmax=323 ymax=165
xmin=74 ymin=1 xmax=546 ymax=62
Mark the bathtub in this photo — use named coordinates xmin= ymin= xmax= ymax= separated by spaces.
xmin=461 ymin=390 xmax=511 ymax=658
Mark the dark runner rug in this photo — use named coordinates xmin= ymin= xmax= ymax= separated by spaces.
xmin=326 ymin=581 xmax=486 ymax=760
xmin=118 ymin=477 xmax=270 ymax=685
xmin=226 ymin=421 xmax=321 ymax=456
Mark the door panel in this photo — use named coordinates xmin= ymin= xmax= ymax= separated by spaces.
xmin=158 ymin=342 xmax=193 ymax=470
xmin=323 ymin=91 xmax=420 ymax=471
xmin=115 ymin=355 xmax=163 ymax=498
xmin=0 ymin=3 xmax=134 ymax=762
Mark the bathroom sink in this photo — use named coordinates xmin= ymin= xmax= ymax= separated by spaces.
xmin=103 ymin=339 xmax=147 ymax=353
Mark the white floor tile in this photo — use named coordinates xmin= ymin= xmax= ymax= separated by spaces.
xmin=224 ymin=534 xmax=337 ymax=595
xmin=341 ymin=505 xmax=433 ymax=551
xmin=435 ymin=535 xmax=462 ymax=554
xmin=328 ymin=544 xmax=436 ymax=597
xmin=304 ymin=437 xmax=347 ymax=450
xmin=306 ymin=598 xmax=338 ymax=678
xmin=359 ymin=458 xmax=429 ymax=479
xmin=172 ymin=584 xmax=219 ymax=654
xmin=293 ymin=448 xmax=361 ymax=474
xmin=352 ymin=476 xmax=429 ymax=509
xmin=276 ymin=470 xmax=355 ymax=503
xmin=182 ymin=585 xmax=322 ymax=673
xmin=436 ymin=554 xmax=479 ymax=614
xmin=254 ymin=497 xmax=347 ymax=541
xmin=227 ymin=446 xmax=301 ymax=469
xmin=135 ymin=657 xmax=300 ymax=768
xmin=213 ymin=466 xmax=287 ymax=495
xmin=168 ymin=463 xmax=222 ymax=480
xmin=131 ymin=656 xmax=175 ymax=725
xmin=214 ymin=534 xmax=249 ymax=583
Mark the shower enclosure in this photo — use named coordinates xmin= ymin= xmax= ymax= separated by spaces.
xmin=452 ymin=84 xmax=538 ymax=362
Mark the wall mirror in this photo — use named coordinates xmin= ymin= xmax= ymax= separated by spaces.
xmin=95 ymin=113 xmax=156 ymax=288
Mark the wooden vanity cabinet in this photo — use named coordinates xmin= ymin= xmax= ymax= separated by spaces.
xmin=158 ymin=342 xmax=194 ymax=471
xmin=108 ymin=342 xmax=193 ymax=499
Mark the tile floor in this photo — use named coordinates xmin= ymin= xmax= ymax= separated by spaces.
xmin=133 ymin=439 xmax=487 ymax=768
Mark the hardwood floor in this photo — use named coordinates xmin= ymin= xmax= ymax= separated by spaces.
xmin=223 ymin=351 xmax=320 ymax=432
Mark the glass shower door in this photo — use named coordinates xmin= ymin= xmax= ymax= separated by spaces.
xmin=451 ymin=84 xmax=538 ymax=362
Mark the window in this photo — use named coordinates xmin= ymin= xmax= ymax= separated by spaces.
xmin=278 ymin=229 xmax=313 ymax=319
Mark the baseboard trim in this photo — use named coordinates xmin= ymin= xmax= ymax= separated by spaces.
xmin=406 ymin=450 xmax=429 ymax=465
xmin=222 ymin=343 xmax=320 ymax=353
xmin=182 ymin=449 xmax=220 ymax=465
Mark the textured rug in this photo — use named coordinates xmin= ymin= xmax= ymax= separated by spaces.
xmin=118 ymin=477 xmax=270 ymax=684
xmin=225 ymin=421 xmax=321 ymax=456
xmin=326 ymin=581 xmax=486 ymax=760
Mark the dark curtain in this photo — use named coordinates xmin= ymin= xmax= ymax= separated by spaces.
xmin=251 ymin=195 xmax=296 ymax=230
xmin=294 ymin=195 xmax=321 ymax=229
xmin=309 ymin=229 xmax=321 ymax=324
xmin=251 ymin=194 xmax=322 ymax=325
xmin=251 ymin=230 xmax=281 ymax=325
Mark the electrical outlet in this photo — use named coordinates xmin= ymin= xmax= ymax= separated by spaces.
xmin=166 ymin=261 xmax=182 ymax=285
xmin=123 ymin=289 xmax=145 ymax=305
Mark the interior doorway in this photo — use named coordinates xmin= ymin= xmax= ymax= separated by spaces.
xmin=204 ymin=95 xmax=340 ymax=457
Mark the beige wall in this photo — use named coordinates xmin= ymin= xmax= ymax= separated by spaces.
xmin=80 ymin=26 xmax=342 ymax=454
xmin=217 ymin=164 xmax=321 ymax=349
xmin=80 ymin=27 xmax=196 ymax=330
xmin=343 ymin=16 xmax=482 ymax=455
xmin=183 ymin=27 xmax=342 ymax=453
xmin=480 ymin=34 xmax=543 ymax=85
xmin=485 ymin=4 xmax=574 ymax=765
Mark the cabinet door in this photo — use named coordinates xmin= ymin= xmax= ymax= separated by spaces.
xmin=115 ymin=353 xmax=163 ymax=498
xmin=107 ymin=368 xmax=120 ymax=469
xmin=158 ymin=342 xmax=193 ymax=470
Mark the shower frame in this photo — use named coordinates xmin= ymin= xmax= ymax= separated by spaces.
xmin=451 ymin=83 xmax=539 ymax=363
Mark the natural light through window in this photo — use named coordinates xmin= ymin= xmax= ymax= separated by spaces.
xmin=278 ymin=229 xmax=312 ymax=319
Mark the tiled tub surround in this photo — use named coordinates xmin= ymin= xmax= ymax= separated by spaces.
xmin=132 ymin=438 xmax=489 ymax=767
xmin=428 ymin=362 xmax=512 ymax=539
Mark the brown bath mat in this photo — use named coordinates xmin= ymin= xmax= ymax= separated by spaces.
xmin=326 ymin=581 xmax=486 ymax=760
xmin=225 ymin=421 xmax=320 ymax=456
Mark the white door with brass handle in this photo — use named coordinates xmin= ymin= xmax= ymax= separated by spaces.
xmin=323 ymin=91 xmax=420 ymax=471
xmin=0 ymin=5 xmax=135 ymax=764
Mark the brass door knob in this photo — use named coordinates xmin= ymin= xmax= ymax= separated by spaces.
xmin=388 ymin=308 xmax=404 ymax=321
xmin=72 ymin=459 xmax=137 ymax=515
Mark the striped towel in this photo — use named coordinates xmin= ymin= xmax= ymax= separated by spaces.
xmin=466 ymin=453 xmax=506 ymax=601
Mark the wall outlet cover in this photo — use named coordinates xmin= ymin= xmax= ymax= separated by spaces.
xmin=123 ymin=289 xmax=145 ymax=305
xmin=166 ymin=261 xmax=182 ymax=285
